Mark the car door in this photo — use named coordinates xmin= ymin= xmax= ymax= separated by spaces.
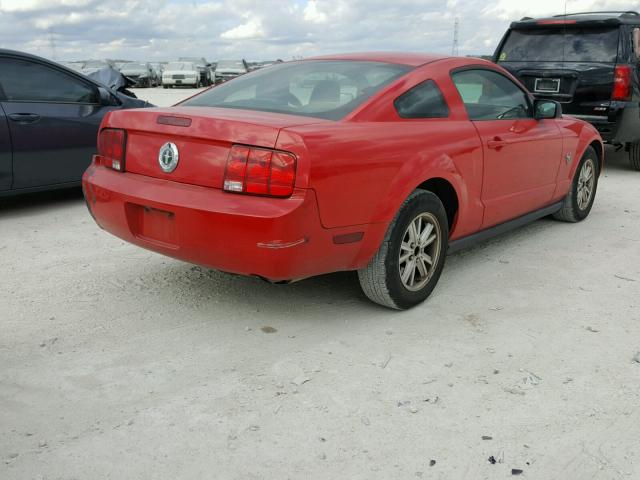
xmin=0 ymin=56 xmax=110 ymax=189
xmin=452 ymin=68 xmax=563 ymax=228
xmin=0 ymin=102 xmax=11 ymax=191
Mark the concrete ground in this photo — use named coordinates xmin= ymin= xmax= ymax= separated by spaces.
xmin=1 ymin=87 xmax=639 ymax=479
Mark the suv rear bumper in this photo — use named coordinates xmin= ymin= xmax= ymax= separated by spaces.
xmin=82 ymin=164 xmax=383 ymax=281
xmin=570 ymin=102 xmax=640 ymax=144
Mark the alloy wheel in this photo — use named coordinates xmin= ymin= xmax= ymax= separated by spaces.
xmin=577 ymin=158 xmax=595 ymax=210
xmin=398 ymin=213 xmax=442 ymax=291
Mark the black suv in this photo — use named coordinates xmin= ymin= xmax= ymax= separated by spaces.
xmin=494 ymin=11 xmax=640 ymax=170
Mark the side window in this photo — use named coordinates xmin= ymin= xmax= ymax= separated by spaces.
xmin=452 ymin=69 xmax=531 ymax=121
xmin=0 ymin=58 xmax=99 ymax=104
xmin=394 ymin=80 xmax=449 ymax=118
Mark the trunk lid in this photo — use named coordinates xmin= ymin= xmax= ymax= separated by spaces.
xmin=104 ymin=106 xmax=323 ymax=188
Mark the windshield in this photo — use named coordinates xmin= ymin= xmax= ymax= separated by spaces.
xmin=122 ymin=63 xmax=147 ymax=70
xmin=182 ymin=60 xmax=411 ymax=120
xmin=498 ymin=27 xmax=620 ymax=63
xmin=217 ymin=60 xmax=246 ymax=70
xmin=166 ymin=62 xmax=194 ymax=71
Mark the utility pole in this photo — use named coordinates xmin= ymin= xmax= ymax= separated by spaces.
xmin=48 ymin=28 xmax=57 ymax=60
xmin=452 ymin=17 xmax=459 ymax=56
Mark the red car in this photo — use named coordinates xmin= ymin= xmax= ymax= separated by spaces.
xmin=83 ymin=53 xmax=602 ymax=309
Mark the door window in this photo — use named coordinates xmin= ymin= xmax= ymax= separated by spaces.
xmin=0 ymin=58 xmax=98 ymax=104
xmin=452 ymin=69 xmax=531 ymax=121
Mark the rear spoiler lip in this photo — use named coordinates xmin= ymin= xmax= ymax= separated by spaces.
xmin=509 ymin=17 xmax=622 ymax=29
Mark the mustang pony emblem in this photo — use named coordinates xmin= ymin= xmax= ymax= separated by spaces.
xmin=158 ymin=142 xmax=179 ymax=173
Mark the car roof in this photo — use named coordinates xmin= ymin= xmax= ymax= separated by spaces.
xmin=511 ymin=11 xmax=640 ymax=29
xmin=304 ymin=52 xmax=450 ymax=67
xmin=0 ymin=48 xmax=106 ymax=86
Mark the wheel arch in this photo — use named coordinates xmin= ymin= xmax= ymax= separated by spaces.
xmin=588 ymin=139 xmax=604 ymax=173
xmin=415 ymin=177 xmax=459 ymax=233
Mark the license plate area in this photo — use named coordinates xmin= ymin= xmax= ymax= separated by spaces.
xmin=125 ymin=203 xmax=178 ymax=249
xmin=534 ymin=78 xmax=560 ymax=93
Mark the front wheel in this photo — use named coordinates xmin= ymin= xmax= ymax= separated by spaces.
xmin=358 ymin=190 xmax=449 ymax=310
xmin=553 ymin=146 xmax=599 ymax=223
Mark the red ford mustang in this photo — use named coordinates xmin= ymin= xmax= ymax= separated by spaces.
xmin=83 ymin=53 xmax=603 ymax=309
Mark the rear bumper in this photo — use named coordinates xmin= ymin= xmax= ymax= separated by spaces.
xmin=569 ymin=102 xmax=640 ymax=143
xmin=82 ymin=164 xmax=384 ymax=281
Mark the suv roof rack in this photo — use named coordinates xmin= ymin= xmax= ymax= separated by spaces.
xmin=552 ymin=11 xmax=639 ymax=18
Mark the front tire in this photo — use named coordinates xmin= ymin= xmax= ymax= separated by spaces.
xmin=553 ymin=146 xmax=599 ymax=223
xmin=630 ymin=140 xmax=640 ymax=171
xmin=358 ymin=190 xmax=449 ymax=310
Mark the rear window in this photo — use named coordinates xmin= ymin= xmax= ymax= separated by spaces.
xmin=182 ymin=60 xmax=411 ymax=120
xmin=498 ymin=27 xmax=620 ymax=63
xmin=394 ymin=80 xmax=449 ymax=118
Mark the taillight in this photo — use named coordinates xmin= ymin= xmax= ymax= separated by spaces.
xmin=612 ymin=65 xmax=632 ymax=101
xmin=97 ymin=128 xmax=126 ymax=171
xmin=223 ymin=145 xmax=296 ymax=198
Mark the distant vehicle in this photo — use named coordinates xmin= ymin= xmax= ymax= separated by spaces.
xmin=214 ymin=59 xmax=248 ymax=84
xmin=0 ymin=49 xmax=151 ymax=197
xmin=119 ymin=62 xmax=158 ymax=87
xmin=149 ymin=62 xmax=165 ymax=76
xmin=179 ymin=57 xmax=212 ymax=86
xmin=494 ymin=11 xmax=640 ymax=170
xmin=81 ymin=59 xmax=114 ymax=75
xmin=113 ymin=61 xmax=130 ymax=71
xmin=162 ymin=61 xmax=201 ymax=88
xmin=60 ymin=61 xmax=85 ymax=72
xmin=83 ymin=53 xmax=602 ymax=309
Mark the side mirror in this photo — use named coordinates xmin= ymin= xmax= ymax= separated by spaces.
xmin=633 ymin=28 xmax=640 ymax=61
xmin=534 ymin=99 xmax=561 ymax=120
xmin=98 ymin=86 xmax=115 ymax=106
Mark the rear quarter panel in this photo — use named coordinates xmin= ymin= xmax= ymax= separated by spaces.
xmin=278 ymin=121 xmax=483 ymax=241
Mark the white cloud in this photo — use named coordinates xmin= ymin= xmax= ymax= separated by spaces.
xmin=0 ymin=0 xmax=93 ymax=12
xmin=220 ymin=19 xmax=264 ymax=40
xmin=303 ymin=1 xmax=327 ymax=23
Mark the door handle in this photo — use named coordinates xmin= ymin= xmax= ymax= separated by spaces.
xmin=8 ymin=113 xmax=41 ymax=124
xmin=487 ymin=137 xmax=509 ymax=150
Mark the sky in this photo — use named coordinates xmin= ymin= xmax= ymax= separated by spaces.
xmin=0 ymin=0 xmax=633 ymax=61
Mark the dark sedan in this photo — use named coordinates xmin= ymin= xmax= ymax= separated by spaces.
xmin=0 ymin=49 xmax=150 ymax=196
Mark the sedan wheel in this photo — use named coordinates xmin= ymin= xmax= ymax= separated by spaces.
xmin=576 ymin=159 xmax=595 ymax=211
xmin=359 ymin=190 xmax=449 ymax=310
xmin=399 ymin=213 xmax=442 ymax=291
xmin=553 ymin=146 xmax=599 ymax=223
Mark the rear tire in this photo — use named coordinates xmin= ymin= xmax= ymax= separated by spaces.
xmin=553 ymin=146 xmax=599 ymax=223
xmin=630 ymin=141 xmax=640 ymax=171
xmin=358 ymin=190 xmax=449 ymax=310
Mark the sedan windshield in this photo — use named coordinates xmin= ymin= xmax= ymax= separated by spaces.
xmin=166 ymin=62 xmax=194 ymax=71
xmin=182 ymin=60 xmax=411 ymax=120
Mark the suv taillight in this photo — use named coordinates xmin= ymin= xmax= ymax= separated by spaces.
xmin=223 ymin=145 xmax=296 ymax=198
xmin=97 ymin=128 xmax=126 ymax=171
xmin=612 ymin=65 xmax=632 ymax=101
